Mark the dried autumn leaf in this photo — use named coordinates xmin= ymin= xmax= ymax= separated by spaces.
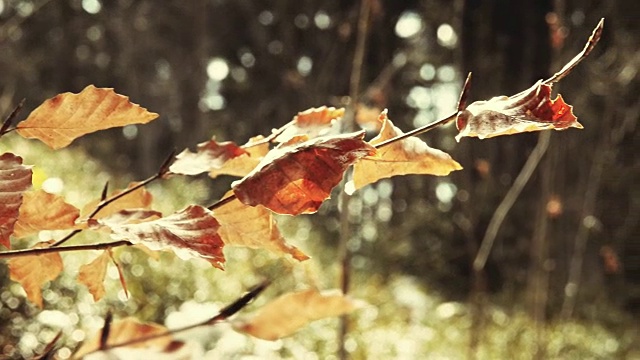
xmin=8 ymin=241 xmax=63 ymax=308
xmin=90 ymin=209 xmax=162 ymax=229
xmin=232 ymin=132 xmax=375 ymax=215
xmin=83 ymin=182 xmax=153 ymax=219
xmin=107 ymin=205 xmax=225 ymax=269
xmin=213 ymin=191 xmax=309 ymax=261
xmin=13 ymin=189 xmax=80 ymax=238
xmin=455 ymin=19 xmax=604 ymax=141
xmin=233 ymin=289 xmax=364 ymax=340
xmin=77 ymin=251 xmax=110 ymax=302
xmin=348 ymin=111 xmax=462 ymax=194
xmin=74 ymin=317 xmax=177 ymax=358
xmin=455 ymin=80 xmax=581 ymax=141
xmin=0 ymin=153 xmax=32 ymax=249
xmin=274 ymin=106 xmax=344 ymax=143
xmin=16 ymin=85 xmax=159 ymax=149
xmin=170 ymin=138 xmax=248 ymax=176
xmin=209 ymin=136 xmax=270 ymax=179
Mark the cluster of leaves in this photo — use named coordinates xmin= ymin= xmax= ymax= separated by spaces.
xmin=0 ymin=19 xmax=602 ymax=357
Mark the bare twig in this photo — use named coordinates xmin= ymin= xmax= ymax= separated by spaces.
xmin=0 ymin=240 xmax=132 ymax=259
xmin=86 ymin=280 xmax=269 ymax=354
xmin=473 ymin=131 xmax=551 ymax=271
xmin=207 ymin=193 xmax=237 ymax=210
xmin=544 ymin=18 xmax=604 ymax=85
xmin=100 ymin=311 xmax=113 ymax=350
xmin=338 ymin=1 xmax=372 ymax=359
xmin=0 ymin=99 xmax=25 ymax=137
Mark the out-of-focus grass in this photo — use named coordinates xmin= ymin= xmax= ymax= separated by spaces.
xmin=0 ymin=135 xmax=637 ymax=359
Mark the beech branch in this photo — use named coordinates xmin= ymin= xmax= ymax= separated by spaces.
xmin=0 ymin=240 xmax=132 ymax=259
xmin=84 ymin=280 xmax=269 ymax=355
xmin=0 ymin=98 xmax=25 ymax=137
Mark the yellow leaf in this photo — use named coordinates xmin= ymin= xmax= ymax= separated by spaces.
xmin=16 ymin=85 xmax=158 ymax=149
xmin=234 ymin=289 xmax=364 ymax=340
xmin=13 ymin=189 xmax=80 ymax=238
xmin=213 ymin=191 xmax=309 ymax=261
xmin=77 ymin=251 xmax=110 ymax=302
xmin=8 ymin=241 xmax=63 ymax=308
xmin=349 ymin=111 xmax=462 ymax=194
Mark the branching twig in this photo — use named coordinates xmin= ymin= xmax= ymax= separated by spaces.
xmin=50 ymin=150 xmax=175 ymax=247
xmin=473 ymin=131 xmax=551 ymax=271
xmin=0 ymin=240 xmax=132 ymax=259
xmin=85 ymin=280 xmax=269 ymax=355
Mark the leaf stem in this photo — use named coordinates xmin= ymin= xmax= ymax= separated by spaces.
xmin=207 ymin=193 xmax=237 ymax=210
xmin=0 ymin=99 xmax=25 ymax=137
xmin=0 ymin=240 xmax=132 ymax=259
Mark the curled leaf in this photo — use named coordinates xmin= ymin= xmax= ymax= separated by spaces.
xmin=233 ymin=132 xmax=375 ymax=215
xmin=234 ymin=289 xmax=364 ymax=340
xmin=274 ymin=106 xmax=345 ymax=143
xmin=0 ymin=153 xmax=32 ymax=249
xmin=170 ymin=138 xmax=248 ymax=176
xmin=456 ymin=80 xmax=581 ymax=141
xmin=8 ymin=241 xmax=63 ymax=308
xmin=213 ymin=191 xmax=309 ymax=261
xmin=16 ymin=85 xmax=159 ymax=149
xmin=349 ymin=111 xmax=462 ymax=194
xmin=13 ymin=189 xmax=80 ymax=238
xmin=107 ymin=205 xmax=225 ymax=269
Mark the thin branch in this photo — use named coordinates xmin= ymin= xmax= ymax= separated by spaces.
xmin=338 ymin=1 xmax=372 ymax=359
xmin=207 ymin=193 xmax=237 ymax=210
xmin=473 ymin=131 xmax=551 ymax=271
xmin=0 ymin=240 xmax=132 ymax=259
xmin=544 ymin=18 xmax=604 ymax=85
xmin=0 ymin=99 xmax=25 ymax=137
xmin=51 ymin=151 xmax=173 ymax=247
xmin=373 ymin=111 xmax=458 ymax=149
xmin=86 ymin=280 xmax=269 ymax=354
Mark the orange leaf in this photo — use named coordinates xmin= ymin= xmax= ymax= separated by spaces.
xmin=77 ymin=250 xmax=110 ymax=302
xmin=234 ymin=289 xmax=364 ymax=340
xmin=83 ymin=182 xmax=153 ymax=219
xmin=0 ymin=153 xmax=32 ymax=249
xmin=13 ymin=189 xmax=80 ymax=238
xmin=107 ymin=205 xmax=225 ymax=269
xmin=74 ymin=317 xmax=176 ymax=358
xmin=349 ymin=111 xmax=462 ymax=193
xmin=455 ymin=80 xmax=581 ymax=141
xmin=274 ymin=106 xmax=344 ymax=143
xmin=213 ymin=191 xmax=309 ymax=261
xmin=8 ymin=241 xmax=63 ymax=308
xmin=16 ymin=85 xmax=159 ymax=149
xmin=170 ymin=138 xmax=248 ymax=176
xmin=209 ymin=136 xmax=270 ymax=179
xmin=232 ymin=132 xmax=375 ymax=215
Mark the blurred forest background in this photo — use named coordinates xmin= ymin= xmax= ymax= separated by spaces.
xmin=0 ymin=0 xmax=638 ymax=359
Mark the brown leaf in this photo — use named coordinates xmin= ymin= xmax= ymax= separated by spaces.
xmin=274 ymin=106 xmax=345 ymax=143
xmin=213 ymin=191 xmax=309 ymax=261
xmin=209 ymin=136 xmax=270 ymax=179
xmin=234 ymin=289 xmax=364 ymax=340
xmin=232 ymin=132 xmax=376 ymax=215
xmin=455 ymin=80 xmax=581 ymax=141
xmin=16 ymin=85 xmax=159 ymax=149
xmin=110 ymin=250 xmax=129 ymax=299
xmin=77 ymin=250 xmax=110 ymax=302
xmin=107 ymin=205 xmax=225 ymax=269
xmin=8 ymin=241 xmax=63 ymax=308
xmin=83 ymin=182 xmax=153 ymax=219
xmin=74 ymin=317 xmax=176 ymax=358
xmin=170 ymin=138 xmax=248 ymax=176
xmin=349 ymin=111 xmax=462 ymax=193
xmin=0 ymin=153 xmax=32 ymax=249
xmin=13 ymin=190 xmax=80 ymax=238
